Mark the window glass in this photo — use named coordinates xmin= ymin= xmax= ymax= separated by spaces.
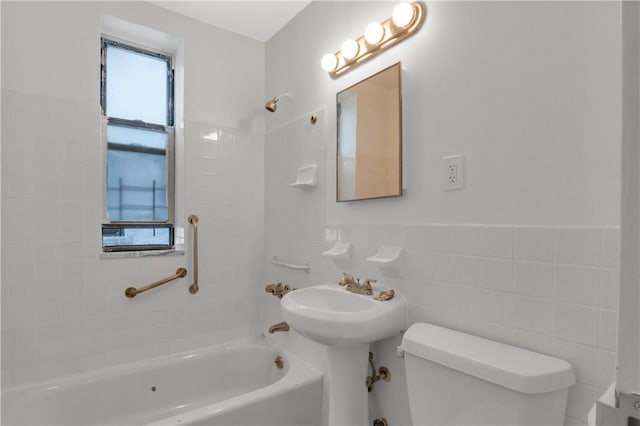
xmin=102 ymin=226 xmax=173 ymax=249
xmin=106 ymin=150 xmax=168 ymax=222
xmin=106 ymin=44 xmax=169 ymax=125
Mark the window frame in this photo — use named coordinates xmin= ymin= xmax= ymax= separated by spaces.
xmin=100 ymin=37 xmax=176 ymax=252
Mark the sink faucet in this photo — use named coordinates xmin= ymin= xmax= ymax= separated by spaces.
xmin=338 ymin=273 xmax=375 ymax=296
xmin=362 ymin=278 xmax=376 ymax=294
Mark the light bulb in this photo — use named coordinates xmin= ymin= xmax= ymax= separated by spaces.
xmin=341 ymin=39 xmax=360 ymax=60
xmin=364 ymin=22 xmax=385 ymax=45
xmin=321 ymin=53 xmax=338 ymax=72
xmin=392 ymin=2 xmax=415 ymax=28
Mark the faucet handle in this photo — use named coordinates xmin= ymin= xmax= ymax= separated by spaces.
xmin=339 ymin=273 xmax=355 ymax=286
xmin=363 ymin=278 xmax=377 ymax=289
xmin=374 ymin=289 xmax=395 ymax=301
xmin=265 ymin=282 xmax=281 ymax=294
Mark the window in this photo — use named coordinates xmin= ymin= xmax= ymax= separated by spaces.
xmin=100 ymin=38 xmax=175 ymax=252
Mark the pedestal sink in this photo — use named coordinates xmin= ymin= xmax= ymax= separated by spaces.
xmin=280 ymin=284 xmax=407 ymax=426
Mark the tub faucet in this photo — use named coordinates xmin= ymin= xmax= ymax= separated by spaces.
xmin=265 ymin=282 xmax=296 ymax=299
xmin=338 ymin=273 xmax=375 ymax=296
xmin=268 ymin=321 xmax=289 ymax=334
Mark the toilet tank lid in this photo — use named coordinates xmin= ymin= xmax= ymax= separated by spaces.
xmin=401 ymin=323 xmax=576 ymax=394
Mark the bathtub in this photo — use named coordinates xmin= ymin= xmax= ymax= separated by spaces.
xmin=2 ymin=339 xmax=323 ymax=425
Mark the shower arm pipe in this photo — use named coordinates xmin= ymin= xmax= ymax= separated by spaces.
xmin=125 ymin=268 xmax=187 ymax=298
xmin=188 ymin=214 xmax=199 ymax=294
xmin=275 ymin=91 xmax=292 ymax=102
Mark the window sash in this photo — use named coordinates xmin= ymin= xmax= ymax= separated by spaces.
xmin=101 ymin=120 xmax=176 ymax=251
xmin=102 ymin=223 xmax=174 ymax=252
xmin=100 ymin=38 xmax=174 ymax=127
xmin=102 ymin=117 xmax=176 ymax=226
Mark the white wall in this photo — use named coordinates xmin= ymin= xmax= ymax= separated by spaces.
xmin=264 ymin=2 xmax=621 ymax=425
xmin=618 ymin=0 xmax=640 ymax=396
xmin=1 ymin=1 xmax=265 ymax=387
xmin=267 ymin=1 xmax=621 ymax=227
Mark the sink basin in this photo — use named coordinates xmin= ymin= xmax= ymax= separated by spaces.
xmin=280 ymin=284 xmax=407 ymax=346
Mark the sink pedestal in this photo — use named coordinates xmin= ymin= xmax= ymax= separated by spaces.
xmin=326 ymin=343 xmax=370 ymax=426
xmin=279 ymin=284 xmax=407 ymax=426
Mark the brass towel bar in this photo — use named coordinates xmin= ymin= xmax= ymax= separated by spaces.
xmin=125 ymin=268 xmax=187 ymax=298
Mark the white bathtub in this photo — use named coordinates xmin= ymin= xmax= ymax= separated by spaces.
xmin=2 ymin=339 xmax=323 ymax=425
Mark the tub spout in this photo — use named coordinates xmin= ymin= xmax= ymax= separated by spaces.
xmin=268 ymin=321 xmax=289 ymax=334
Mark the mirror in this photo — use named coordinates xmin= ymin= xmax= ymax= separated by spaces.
xmin=337 ymin=62 xmax=402 ymax=202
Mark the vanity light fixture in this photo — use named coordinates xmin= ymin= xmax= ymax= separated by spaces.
xmin=321 ymin=54 xmax=339 ymax=72
xmin=320 ymin=2 xmax=425 ymax=78
xmin=364 ymin=22 xmax=385 ymax=45
xmin=392 ymin=2 xmax=416 ymax=27
xmin=341 ymin=39 xmax=360 ymax=60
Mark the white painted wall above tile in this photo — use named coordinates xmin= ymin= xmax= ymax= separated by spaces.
xmin=267 ymin=1 xmax=621 ymax=227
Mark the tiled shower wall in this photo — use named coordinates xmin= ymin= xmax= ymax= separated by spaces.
xmin=1 ymin=0 xmax=266 ymax=388
xmin=262 ymin=111 xmax=327 ymax=338
xmin=1 ymin=89 xmax=264 ymax=388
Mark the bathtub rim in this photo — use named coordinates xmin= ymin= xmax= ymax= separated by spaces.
xmin=1 ymin=336 xmax=320 ymax=396
xmin=148 ymin=341 xmax=323 ymax=425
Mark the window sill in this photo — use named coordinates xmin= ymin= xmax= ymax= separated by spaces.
xmin=100 ymin=248 xmax=185 ymax=260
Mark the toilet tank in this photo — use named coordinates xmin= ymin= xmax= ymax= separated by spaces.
xmin=401 ymin=323 xmax=575 ymax=426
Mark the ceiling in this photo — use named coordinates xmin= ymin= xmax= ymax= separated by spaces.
xmin=150 ymin=1 xmax=312 ymax=43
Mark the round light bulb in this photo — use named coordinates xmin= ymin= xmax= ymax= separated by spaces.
xmin=321 ymin=53 xmax=338 ymax=72
xmin=364 ymin=22 xmax=385 ymax=45
xmin=341 ymin=39 xmax=360 ymax=60
xmin=392 ymin=2 xmax=415 ymax=28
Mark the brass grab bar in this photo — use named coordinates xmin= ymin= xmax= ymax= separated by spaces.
xmin=125 ymin=268 xmax=187 ymax=298
xmin=188 ymin=214 xmax=199 ymax=294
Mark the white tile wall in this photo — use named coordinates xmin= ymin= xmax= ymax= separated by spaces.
xmin=514 ymin=261 xmax=554 ymax=299
xmin=308 ymin=223 xmax=619 ymax=425
xmin=1 ymin=90 xmax=264 ymax=388
xmin=261 ymin=109 xmax=327 ymax=338
xmin=512 ymin=295 xmax=552 ymax=334
xmin=514 ymin=228 xmax=555 ymax=262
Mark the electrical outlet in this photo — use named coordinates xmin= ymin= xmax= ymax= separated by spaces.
xmin=442 ymin=155 xmax=465 ymax=191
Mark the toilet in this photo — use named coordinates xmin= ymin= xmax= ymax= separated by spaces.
xmin=401 ymin=323 xmax=576 ymax=426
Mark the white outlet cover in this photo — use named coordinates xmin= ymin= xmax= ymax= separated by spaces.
xmin=442 ymin=154 xmax=465 ymax=191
